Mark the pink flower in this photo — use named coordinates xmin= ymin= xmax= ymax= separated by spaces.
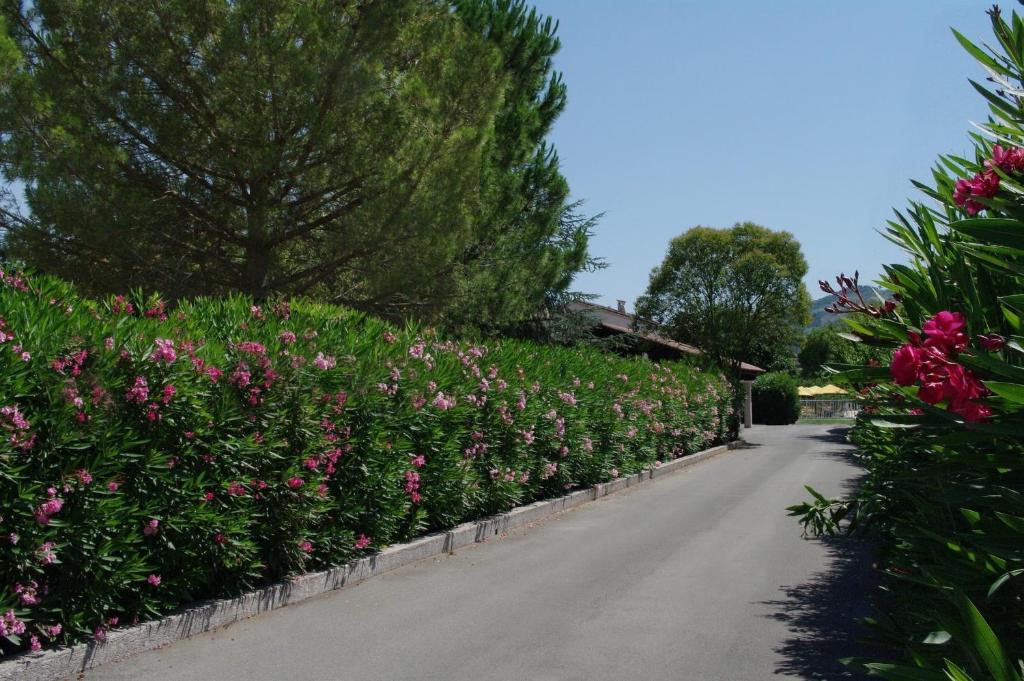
xmin=410 ymin=454 xmax=426 ymax=468
xmin=234 ymin=341 xmax=267 ymax=355
xmin=0 ymin=610 xmax=26 ymax=637
xmin=977 ymin=333 xmax=1005 ymax=351
xmin=161 ymin=384 xmax=176 ymax=404
xmin=29 ymin=634 xmax=41 ymax=652
xmin=205 ymin=366 xmax=223 ymax=383
xmin=279 ymin=330 xmax=297 ymax=345
xmin=143 ymin=518 xmax=159 ymax=536
xmin=14 ymin=581 xmax=40 ymax=605
xmin=354 ymin=534 xmax=371 ymax=550
xmin=950 ymin=400 xmax=993 ymax=423
xmin=227 ymin=481 xmax=247 ymax=496
xmin=313 ymin=352 xmax=336 ymax=370
xmin=923 ymin=311 xmax=968 ymax=352
xmin=147 ymin=574 xmax=161 ymax=587
xmin=34 ymin=497 xmax=63 ymax=525
xmin=299 ymin=540 xmax=313 ymax=553
xmin=75 ymin=468 xmax=93 ymax=485
xmin=125 ymin=376 xmax=149 ymax=404
xmin=230 ymin=363 xmax=251 ymax=388
xmin=107 ymin=481 xmax=119 ymax=492
xmin=890 ymin=344 xmax=922 ymax=386
xmin=48 ymin=624 xmax=62 ymax=637
xmin=37 ymin=542 xmax=57 ymax=565
xmin=432 ymin=392 xmax=455 ymax=411
xmin=382 ymin=331 xmax=396 ymax=344
xmin=286 ymin=476 xmax=304 ymax=489
xmin=953 ymin=170 xmax=1000 ymax=215
xmin=151 ymin=338 xmax=177 ymax=363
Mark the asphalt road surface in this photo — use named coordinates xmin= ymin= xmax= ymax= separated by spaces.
xmin=87 ymin=424 xmax=877 ymax=681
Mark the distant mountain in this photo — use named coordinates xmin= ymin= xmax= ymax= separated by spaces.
xmin=808 ymin=286 xmax=889 ymax=330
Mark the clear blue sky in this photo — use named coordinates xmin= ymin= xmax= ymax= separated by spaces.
xmin=531 ymin=0 xmax=994 ymax=309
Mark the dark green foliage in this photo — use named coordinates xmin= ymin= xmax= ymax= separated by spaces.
xmin=445 ymin=1 xmax=596 ymax=333
xmin=0 ymin=0 xmax=592 ymax=329
xmin=635 ymin=222 xmax=811 ymax=381
xmin=0 ymin=266 xmax=732 ymax=655
xmin=751 ymin=371 xmax=800 ymax=425
xmin=798 ymin=323 xmax=888 ymax=378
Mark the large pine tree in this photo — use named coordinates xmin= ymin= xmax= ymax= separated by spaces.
xmin=0 ymin=1 xmax=506 ymax=314
xmin=445 ymin=0 xmax=597 ymax=334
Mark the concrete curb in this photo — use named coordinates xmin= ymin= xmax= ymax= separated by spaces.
xmin=1 ymin=442 xmax=732 ymax=681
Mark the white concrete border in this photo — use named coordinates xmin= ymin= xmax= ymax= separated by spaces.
xmin=1 ymin=442 xmax=732 ymax=681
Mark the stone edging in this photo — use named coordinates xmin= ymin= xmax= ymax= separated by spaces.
xmin=0 ymin=442 xmax=735 ymax=681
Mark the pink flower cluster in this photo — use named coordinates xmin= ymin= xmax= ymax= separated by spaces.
xmin=889 ymin=311 xmax=994 ymax=422
xmin=0 ymin=610 xmax=26 ymax=637
xmin=151 ymin=338 xmax=177 ymax=363
xmin=313 ymin=352 xmax=336 ymax=370
xmin=953 ymin=144 xmax=1024 ymax=215
xmin=34 ymin=489 xmax=64 ymax=525
xmin=1 ymin=403 xmax=36 ymax=451
xmin=404 ymin=470 xmax=422 ymax=504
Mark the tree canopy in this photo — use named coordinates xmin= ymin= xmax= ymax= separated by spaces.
xmin=797 ymin=323 xmax=888 ymax=378
xmin=635 ymin=222 xmax=811 ymax=379
xmin=0 ymin=0 xmax=594 ymax=328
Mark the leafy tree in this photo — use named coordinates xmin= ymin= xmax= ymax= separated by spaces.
xmin=635 ymin=222 xmax=811 ymax=381
xmin=444 ymin=0 xmax=596 ymax=333
xmin=798 ymin=323 xmax=888 ymax=378
xmin=0 ymin=0 xmax=507 ymax=317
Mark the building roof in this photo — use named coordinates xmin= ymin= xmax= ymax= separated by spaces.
xmin=567 ymin=300 xmax=765 ymax=375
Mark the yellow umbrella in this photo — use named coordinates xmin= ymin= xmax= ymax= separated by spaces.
xmin=798 ymin=386 xmax=820 ymax=396
xmin=817 ymin=384 xmax=846 ymax=395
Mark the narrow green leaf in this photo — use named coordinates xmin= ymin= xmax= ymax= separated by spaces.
xmin=984 ymin=381 xmax=1024 ymax=403
xmin=954 ymin=591 xmax=1014 ymax=681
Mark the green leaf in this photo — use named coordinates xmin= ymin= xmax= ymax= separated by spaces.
xmin=987 ymin=569 xmax=1024 ymax=599
xmin=954 ymin=591 xmax=1015 ymax=681
xmin=984 ymin=381 xmax=1024 ymax=403
xmin=862 ymin=662 xmax=948 ymax=681
xmin=950 ymin=218 xmax=1024 ymax=251
xmin=953 ymin=29 xmax=1003 ymax=71
xmin=960 ymin=353 xmax=1024 ymax=383
xmin=994 ymin=511 xmax=1024 ymax=533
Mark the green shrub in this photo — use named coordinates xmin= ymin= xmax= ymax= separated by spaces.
xmin=790 ymin=8 xmax=1024 ymax=678
xmin=751 ymin=371 xmax=800 ymax=425
xmin=0 ymin=268 xmax=732 ymax=655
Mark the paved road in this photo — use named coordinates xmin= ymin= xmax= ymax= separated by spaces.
xmin=87 ymin=424 xmax=876 ymax=681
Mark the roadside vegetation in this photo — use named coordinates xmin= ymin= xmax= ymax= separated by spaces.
xmin=792 ymin=8 xmax=1024 ymax=678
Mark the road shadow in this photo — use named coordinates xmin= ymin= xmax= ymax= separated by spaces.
xmin=761 ymin=535 xmax=884 ymax=679
xmin=796 ymin=426 xmax=852 ymax=445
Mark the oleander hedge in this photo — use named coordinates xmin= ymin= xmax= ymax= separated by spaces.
xmin=0 ymin=267 xmax=732 ymax=654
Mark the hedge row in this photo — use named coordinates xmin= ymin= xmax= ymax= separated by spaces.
xmin=0 ymin=268 xmax=732 ymax=654
xmin=751 ymin=371 xmax=800 ymax=425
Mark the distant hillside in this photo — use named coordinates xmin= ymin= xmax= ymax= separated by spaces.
xmin=808 ymin=285 xmax=889 ymax=330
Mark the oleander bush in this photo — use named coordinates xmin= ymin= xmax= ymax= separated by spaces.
xmin=751 ymin=371 xmax=800 ymax=425
xmin=790 ymin=8 xmax=1024 ymax=679
xmin=0 ymin=267 xmax=731 ymax=655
